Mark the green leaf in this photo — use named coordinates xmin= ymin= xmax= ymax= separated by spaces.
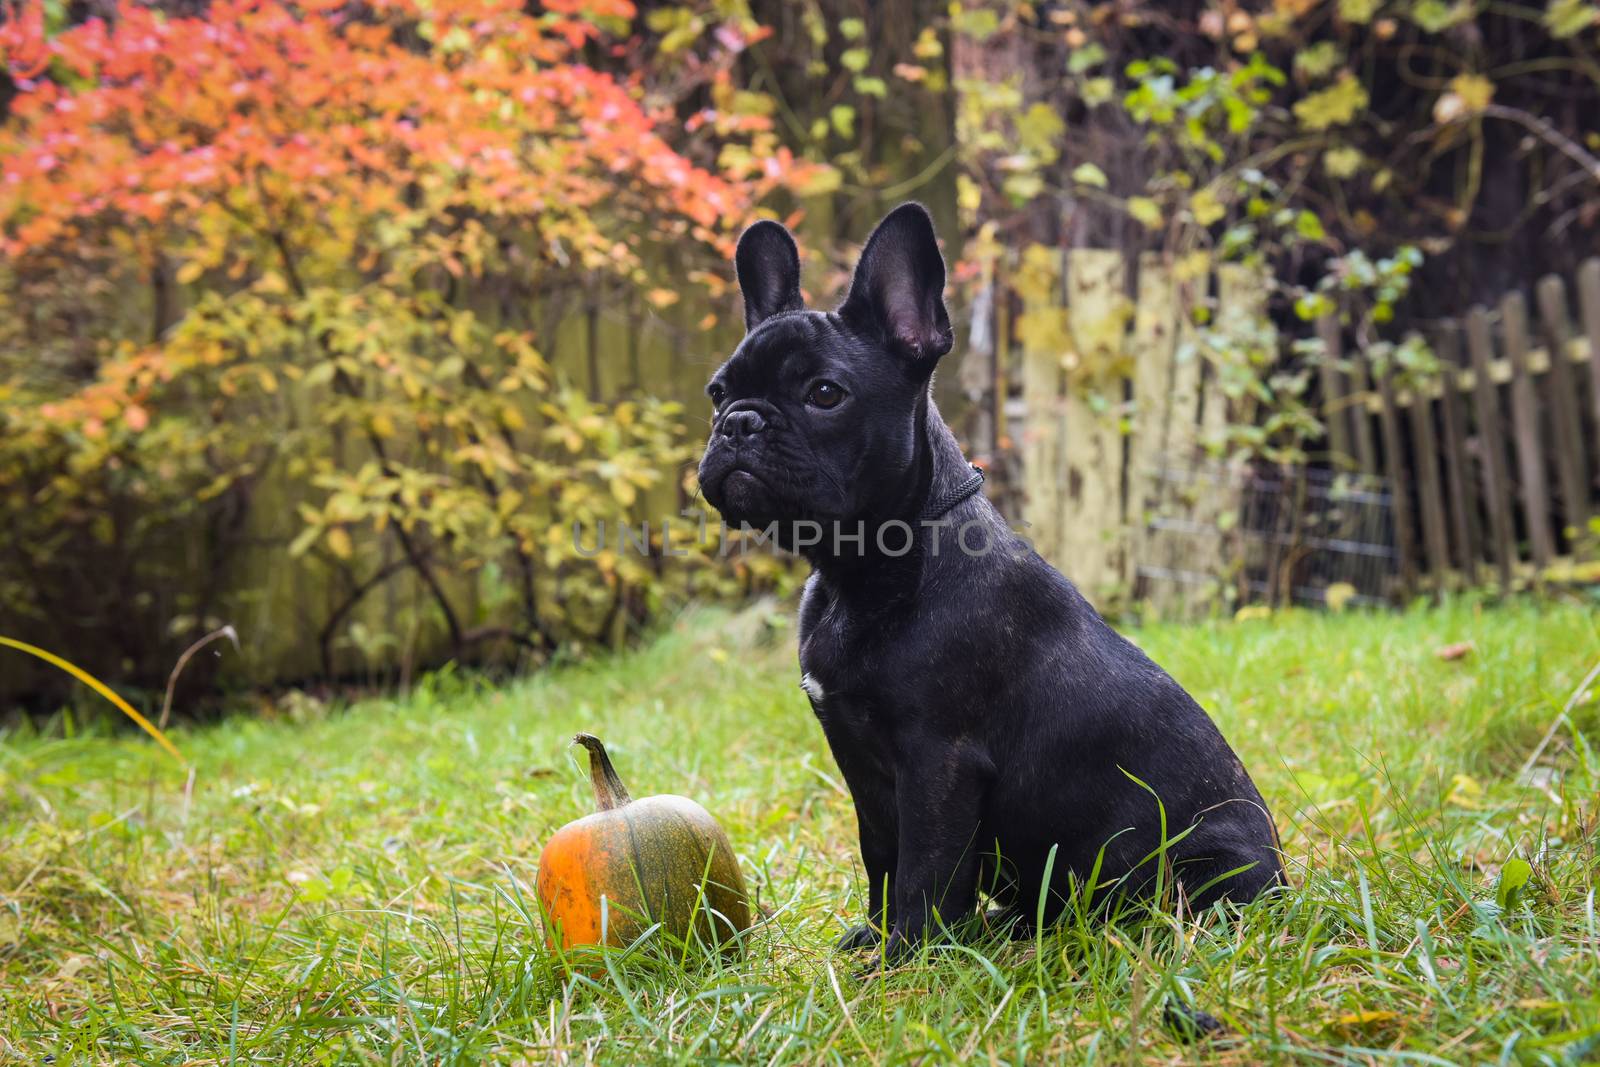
xmin=1071 ymin=162 xmax=1109 ymax=188
xmin=1294 ymin=42 xmax=1345 ymax=81
xmin=829 ymin=104 xmax=856 ymax=139
xmin=1338 ymin=0 xmax=1380 ymax=21
xmin=1409 ymin=0 xmax=1473 ymax=32
xmin=1496 ymin=858 xmax=1533 ymax=911
xmin=1081 ymin=77 xmax=1114 ymax=106
xmin=1017 ymin=103 xmax=1065 ymax=161
xmin=841 ymin=47 xmax=869 ymax=73
xmin=1003 ymin=172 xmax=1045 ymax=203
xmin=1546 ymin=0 xmax=1598 ymax=37
xmin=839 ymin=17 xmax=865 ymax=39
xmin=288 ymin=524 xmax=323 ymax=558
xmin=1293 ymin=73 xmax=1369 ymax=130
xmin=1067 ymin=43 xmax=1106 ymax=74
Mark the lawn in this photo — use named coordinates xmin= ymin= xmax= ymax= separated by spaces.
xmin=2 ymin=596 xmax=1599 ymax=1064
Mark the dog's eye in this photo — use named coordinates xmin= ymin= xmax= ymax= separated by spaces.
xmin=806 ymin=381 xmax=845 ymax=410
xmin=707 ymin=383 xmax=726 ymax=408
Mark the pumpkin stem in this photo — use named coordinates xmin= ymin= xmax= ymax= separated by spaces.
xmin=572 ymin=733 xmax=632 ymax=810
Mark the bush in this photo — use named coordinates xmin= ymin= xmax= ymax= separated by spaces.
xmin=0 ymin=0 xmax=812 ymax=704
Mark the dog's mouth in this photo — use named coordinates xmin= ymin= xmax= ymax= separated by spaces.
xmin=708 ymin=467 xmax=776 ymax=524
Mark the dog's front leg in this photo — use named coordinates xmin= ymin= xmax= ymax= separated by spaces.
xmin=875 ymin=748 xmax=989 ymax=966
xmin=838 ymin=783 xmax=897 ymax=950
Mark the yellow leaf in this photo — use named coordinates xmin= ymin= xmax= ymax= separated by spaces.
xmin=1324 ymin=581 xmax=1357 ymax=612
xmin=1448 ymin=73 xmax=1493 ymax=114
xmin=1234 ymin=604 xmax=1272 ymax=622
xmin=1171 ymin=251 xmax=1210 ymax=283
xmin=1126 ymin=196 xmax=1164 ymax=230
xmin=327 ymin=527 xmax=353 ymax=560
xmin=1190 ymin=187 xmax=1226 ymax=226
xmin=790 ymin=164 xmax=842 ymax=198
xmin=1323 ymin=146 xmax=1364 ymax=178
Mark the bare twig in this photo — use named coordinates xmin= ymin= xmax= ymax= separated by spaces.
xmin=1417 ymin=103 xmax=1600 ymax=187
xmin=157 ymin=625 xmax=241 ymax=729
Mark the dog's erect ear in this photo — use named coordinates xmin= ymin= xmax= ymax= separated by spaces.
xmin=735 ymin=219 xmax=804 ymax=331
xmin=839 ymin=202 xmax=951 ymax=363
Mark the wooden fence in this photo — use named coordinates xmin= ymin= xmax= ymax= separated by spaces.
xmin=1013 ymin=250 xmax=1600 ymax=611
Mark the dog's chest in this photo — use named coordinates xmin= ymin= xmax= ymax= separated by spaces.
xmin=797 ymin=598 xmax=894 ymax=747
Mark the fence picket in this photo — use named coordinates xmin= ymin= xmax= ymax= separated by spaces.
xmin=1128 ymin=253 xmax=1178 ymax=590
xmin=1501 ymin=291 xmax=1556 ymax=568
xmin=1376 ymin=365 xmax=1417 ymax=591
xmin=1535 ymin=275 xmax=1591 ymax=552
xmin=1577 ymin=258 xmax=1600 ymax=485
xmin=1060 ymin=249 xmax=1129 ymax=601
xmin=1407 ymin=380 xmax=1451 ymax=586
xmin=1019 ymin=249 xmax=1067 ymax=571
xmin=1465 ymin=307 xmax=1517 ymax=588
xmin=1433 ymin=325 xmax=1480 ymax=576
xmin=1316 ymin=315 xmax=1351 ymax=463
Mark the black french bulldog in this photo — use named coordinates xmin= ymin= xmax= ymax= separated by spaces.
xmin=697 ymin=203 xmax=1282 ymax=967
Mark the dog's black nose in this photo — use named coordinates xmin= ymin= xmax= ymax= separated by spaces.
xmin=720 ymin=409 xmax=767 ymax=440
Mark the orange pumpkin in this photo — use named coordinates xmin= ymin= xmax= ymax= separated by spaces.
xmin=536 ymin=733 xmax=751 ymax=954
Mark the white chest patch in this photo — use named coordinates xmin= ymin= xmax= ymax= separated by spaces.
xmin=800 ymin=673 xmax=826 ymax=704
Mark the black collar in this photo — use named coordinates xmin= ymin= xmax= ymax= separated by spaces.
xmin=919 ymin=463 xmax=986 ymax=522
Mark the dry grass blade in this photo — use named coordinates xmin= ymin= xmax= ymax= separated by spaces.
xmin=158 ymin=624 xmax=241 ymax=729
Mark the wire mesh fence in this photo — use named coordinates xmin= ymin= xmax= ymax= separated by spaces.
xmin=1134 ymin=462 xmax=1400 ymax=610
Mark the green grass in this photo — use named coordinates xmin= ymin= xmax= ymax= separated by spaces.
xmin=3 ymin=597 xmax=1600 ymax=1064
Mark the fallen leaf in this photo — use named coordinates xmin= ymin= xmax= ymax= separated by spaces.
xmin=1435 ymin=641 xmax=1474 ymax=661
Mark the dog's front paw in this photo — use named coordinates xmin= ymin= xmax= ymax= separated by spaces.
xmin=836 ymin=923 xmax=882 ymax=952
xmin=981 ymin=907 xmax=1035 ymax=941
xmin=856 ymin=929 xmax=915 ymax=977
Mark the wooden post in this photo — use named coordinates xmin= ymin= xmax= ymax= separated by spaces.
xmin=1501 ymin=291 xmax=1556 ymax=569
xmin=1060 ymin=248 xmax=1130 ymax=601
xmin=1465 ymin=307 xmax=1517 ymax=589
xmin=1316 ymin=314 xmax=1351 ymax=465
xmin=1376 ymin=364 xmax=1417 ymax=594
xmin=1579 ymin=258 xmax=1600 ymax=479
xmin=1433 ymin=324 xmax=1480 ymax=577
xmin=1159 ymin=271 xmax=1210 ymax=614
xmin=1019 ymin=247 xmax=1067 ymax=571
xmin=1127 ymin=253 xmax=1178 ymax=591
xmin=1534 ymin=274 xmax=1591 ymax=553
